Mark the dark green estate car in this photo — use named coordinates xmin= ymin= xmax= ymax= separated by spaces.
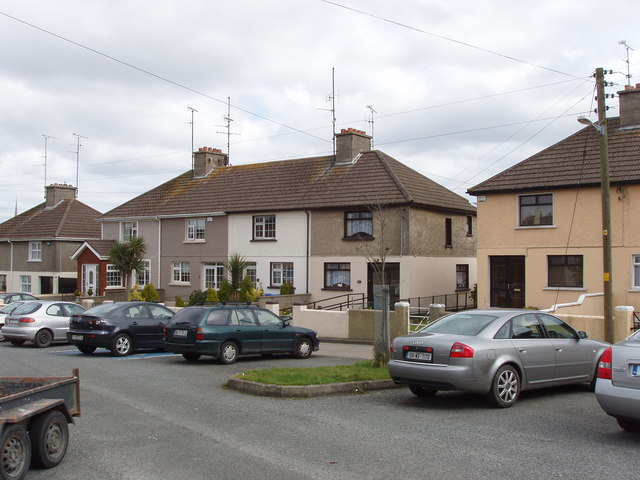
xmin=163 ymin=305 xmax=320 ymax=364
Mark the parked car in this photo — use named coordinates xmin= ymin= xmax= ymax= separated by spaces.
xmin=0 ymin=293 xmax=37 ymax=304
xmin=1 ymin=301 xmax=86 ymax=347
xmin=163 ymin=305 xmax=320 ymax=364
xmin=388 ymin=309 xmax=609 ymax=407
xmin=67 ymin=301 xmax=175 ymax=356
xmin=595 ymin=330 xmax=640 ymax=431
xmin=0 ymin=301 xmax=25 ymax=341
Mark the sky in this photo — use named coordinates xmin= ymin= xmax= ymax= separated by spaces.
xmin=1 ymin=0 xmax=639 ymax=224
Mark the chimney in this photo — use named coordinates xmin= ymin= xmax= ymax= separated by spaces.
xmin=619 ymin=83 xmax=640 ymax=128
xmin=193 ymin=147 xmax=228 ymax=178
xmin=335 ymin=128 xmax=372 ymax=165
xmin=45 ymin=183 xmax=76 ymax=208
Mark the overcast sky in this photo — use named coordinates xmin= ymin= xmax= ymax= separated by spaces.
xmin=1 ymin=0 xmax=638 ymax=224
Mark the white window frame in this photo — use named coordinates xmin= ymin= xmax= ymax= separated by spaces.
xmin=203 ymin=263 xmax=224 ymax=289
xmin=106 ymin=264 xmax=123 ymax=288
xmin=270 ymin=262 xmax=293 ymax=287
xmin=120 ymin=221 xmax=138 ymax=241
xmin=244 ymin=263 xmax=257 ymax=288
xmin=28 ymin=241 xmax=42 ymax=262
xmin=186 ymin=218 xmax=206 ymax=241
xmin=633 ymin=255 xmax=640 ymax=289
xmin=133 ymin=260 xmax=151 ymax=287
xmin=253 ymin=215 xmax=276 ymax=240
xmin=20 ymin=275 xmax=32 ymax=293
xmin=172 ymin=262 xmax=190 ymax=284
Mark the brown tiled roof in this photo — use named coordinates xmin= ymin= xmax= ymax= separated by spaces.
xmin=468 ymin=117 xmax=640 ymax=195
xmin=0 ymin=199 xmax=102 ymax=240
xmin=100 ymin=151 xmax=476 ymax=219
xmin=71 ymin=240 xmax=116 ymax=260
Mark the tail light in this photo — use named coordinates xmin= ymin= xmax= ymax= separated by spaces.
xmin=19 ymin=317 xmax=36 ymax=323
xmin=163 ymin=325 xmax=167 ymax=338
xmin=390 ymin=342 xmax=395 ymax=353
xmin=450 ymin=342 xmax=474 ymax=358
xmin=196 ymin=327 xmax=204 ymax=340
xmin=597 ymin=347 xmax=612 ymax=380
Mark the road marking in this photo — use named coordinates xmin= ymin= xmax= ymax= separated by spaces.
xmin=53 ymin=349 xmax=179 ymax=359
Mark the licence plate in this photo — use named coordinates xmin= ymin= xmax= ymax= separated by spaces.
xmin=173 ymin=329 xmax=188 ymax=338
xmin=632 ymin=364 xmax=640 ymax=376
xmin=71 ymin=335 xmax=84 ymax=341
xmin=406 ymin=351 xmax=432 ymax=362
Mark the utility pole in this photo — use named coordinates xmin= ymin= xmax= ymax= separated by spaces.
xmin=595 ymin=67 xmax=614 ymax=344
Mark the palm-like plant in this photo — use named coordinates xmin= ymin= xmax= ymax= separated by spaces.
xmin=108 ymin=236 xmax=147 ymax=292
xmin=226 ymin=253 xmax=249 ymax=301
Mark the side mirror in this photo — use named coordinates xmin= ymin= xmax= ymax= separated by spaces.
xmin=578 ymin=331 xmax=588 ymax=339
xmin=281 ymin=315 xmax=292 ymax=326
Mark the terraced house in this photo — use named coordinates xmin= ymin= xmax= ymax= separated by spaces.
xmin=75 ymin=128 xmax=477 ymax=305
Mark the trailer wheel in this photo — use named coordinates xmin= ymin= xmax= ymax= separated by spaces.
xmin=29 ymin=410 xmax=69 ymax=469
xmin=1 ymin=424 xmax=31 ymax=480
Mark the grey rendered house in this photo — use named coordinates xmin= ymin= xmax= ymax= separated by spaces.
xmin=0 ymin=184 xmax=101 ymax=295
xmin=78 ymin=128 xmax=477 ymax=305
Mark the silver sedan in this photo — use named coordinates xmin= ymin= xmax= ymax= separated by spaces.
xmin=388 ymin=309 xmax=609 ymax=407
xmin=595 ymin=329 xmax=640 ymax=431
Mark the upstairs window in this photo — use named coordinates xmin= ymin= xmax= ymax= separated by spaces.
xmin=548 ymin=255 xmax=583 ymax=288
xmin=467 ymin=216 xmax=473 ymax=236
xmin=344 ymin=211 xmax=373 ymax=240
xmin=445 ymin=218 xmax=452 ymax=248
xmin=186 ymin=218 xmax=205 ymax=241
xmin=633 ymin=255 xmax=640 ymax=288
xmin=519 ymin=194 xmax=553 ymax=226
xmin=253 ymin=215 xmax=276 ymax=240
xmin=121 ymin=221 xmax=138 ymax=241
xmin=29 ymin=241 xmax=42 ymax=261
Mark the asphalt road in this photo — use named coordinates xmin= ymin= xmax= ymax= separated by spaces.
xmin=2 ymin=341 xmax=638 ymax=480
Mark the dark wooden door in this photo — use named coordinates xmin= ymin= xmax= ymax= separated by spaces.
xmin=490 ymin=256 xmax=525 ymax=308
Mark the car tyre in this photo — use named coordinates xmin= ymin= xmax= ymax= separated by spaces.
xmin=77 ymin=345 xmax=97 ymax=354
xmin=488 ymin=365 xmax=520 ymax=408
xmin=616 ymin=417 xmax=640 ymax=432
xmin=219 ymin=341 xmax=238 ymax=364
xmin=34 ymin=329 xmax=54 ymax=348
xmin=9 ymin=339 xmax=25 ymax=346
xmin=29 ymin=410 xmax=69 ymax=469
xmin=409 ymin=385 xmax=438 ymax=398
xmin=182 ymin=353 xmax=201 ymax=362
xmin=111 ymin=333 xmax=133 ymax=357
xmin=294 ymin=337 xmax=313 ymax=359
xmin=0 ymin=423 xmax=31 ymax=480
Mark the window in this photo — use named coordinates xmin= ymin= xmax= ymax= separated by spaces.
xmin=445 ymin=218 xmax=452 ymax=247
xmin=511 ymin=314 xmax=544 ymax=339
xmin=186 ymin=218 xmax=205 ymax=241
xmin=121 ymin=221 xmax=138 ymax=241
xmin=271 ymin=262 xmax=293 ymax=287
xmin=134 ymin=260 xmax=151 ymax=287
xmin=467 ymin=216 xmax=473 ymax=236
xmin=324 ymin=263 xmax=351 ymax=289
xmin=28 ymin=241 xmax=42 ymax=261
xmin=253 ymin=215 xmax=276 ymax=240
xmin=0 ymin=274 xmax=6 ymax=292
xmin=106 ymin=264 xmax=123 ymax=288
xmin=344 ymin=211 xmax=373 ymax=239
xmin=634 ymin=255 xmax=640 ymax=288
xmin=203 ymin=263 xmax=224 ymax=289
xmin=172 ymin=262 xmax=190 ymax=284
xmin=20 ymin=275 xmax=31 ymax=293
xmin=244 ymin=263 xmax=257 ymax=288
xmin=519 ymin=194 xmax=553 ymax=226
xmin=548 ymin=255 xmax=583 ymax=288
xmin=538 ymin=313 xmax=578 ymax=340
xmin=254 ymin=309 xmax=283 ymax=326
xmin=456 ymin=264 xmax=469 ymax=290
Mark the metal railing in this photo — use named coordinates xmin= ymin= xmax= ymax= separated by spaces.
xmin=402 ymin=291 xmax=476 ymax=314
xmin=304 ymin=293 xmax=366 ymax=311
xmin=633 ymin=311 xmax=640 ymax=332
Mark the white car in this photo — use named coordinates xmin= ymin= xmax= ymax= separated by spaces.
xmin=595 ymin=329 xmax=640 ymax=431
xmin=1 ymin=301 xmax=86 ymax=347
xmin=0 ymin=301 xmax=25 ymax=341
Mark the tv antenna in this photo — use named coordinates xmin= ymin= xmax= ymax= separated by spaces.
xmin=318 ymin=68 xmax=337 ymax=155
xmin=40 ymin=134 xmax=57 ymax=196
xmin=619 ymin=40 xmax=634 ymax=85
xmin=188 ymin=106 xmax=198 ymax=170
xmin=71 ymin=133 xmax=86 ymax=197
xmin=366 ymin=105 xmax=377 ymax=148
xmin=216 ymin=97 xmax=240 ymax=165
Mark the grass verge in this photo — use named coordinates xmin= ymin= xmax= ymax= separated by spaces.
xmin=235 ymin=361 xmax=391 ymax=386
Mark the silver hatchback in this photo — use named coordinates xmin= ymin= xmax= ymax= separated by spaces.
xmin=1 ymin=301 xmax=86 ymax=348
xmin=388 ymin=309 xmax=608 ymax=407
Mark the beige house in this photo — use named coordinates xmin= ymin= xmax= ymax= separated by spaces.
xmin=468 ymin=84 xmax=640 ymax=340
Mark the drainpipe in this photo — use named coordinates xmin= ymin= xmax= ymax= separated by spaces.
xmin=305 ymin=210 xmax=310 ymax=294
xmin=7 ymin=240 xmax=14 ymax=291
xmin=400 ymin=208 xmax=405 ymax=256
xmin=156 ymin=217 xmax=162 ymax=288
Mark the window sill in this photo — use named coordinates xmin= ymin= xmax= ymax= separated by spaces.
xmin=342 ymin=236 xmax=374 ymax=242
xmin=27 ymin=260 xmax=42 ymax=263
xmin=455 ymin=288 xmax=470 ymax=292
xmin=543 ymin=287 xmax=586 ymax=291
xmin=169 ymin=282 xmax=191 ymax=287
xmin=628 ymin=288 xmax=640 ymax=293
xmin=322 ymin=287 xmax=353 ymax=292
xmin=515 ymin=225 xmax=556 ymax=230
xmin=105 ymin=286 xmax=125 ymax=290
xmin=183 ymin=240 xmax=206 ymax=244
xmin=251 ymin=239 xmax=277 ymax=242
xmin=445 ymin=245 xmax=452 ymax=249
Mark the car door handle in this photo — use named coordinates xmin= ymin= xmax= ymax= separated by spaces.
xmin=518 ymin=348 xmax=526 ymax=353
xmin=131 ymin=322 xmax=138 ymax=326
xmin=555 ymin=347 xmax=563 ymax=352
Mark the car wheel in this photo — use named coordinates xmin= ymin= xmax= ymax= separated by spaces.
xmin=488 ymin=365 xmax=520 ymax=408
xmin=0 ymin=423 xmax=31 ymax=480
xmin=219 ymin=341 xmax=238 ymax=364
xmin=29 ymin=410 xmax=69 ymax=469
xmin=616 ymin=417 xmax=640 ymax=432
xmin=294 ymin=337 xmax=313 ymax=359
xmin=111 ymin=334 xmax=133 ymax=357
xmin=409 ymin=385 xmax=438 ymax=398
xmin=0 ymin=333 xmax=5 ymax=342
xmin=34 ymin=329 xmax=54 ymax=348
xmin=9 ymin=339 xmax=25 ymax=346
xmin=77 ymin=345 xmax=97 ymax=354
xmin=183 ymin=353 xmax=201 ymax=362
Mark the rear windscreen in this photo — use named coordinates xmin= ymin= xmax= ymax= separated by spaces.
xmin=11 ymin=303 xmax=41 ymax=315
xmin=168 ymin=308 xmax=207 ymax=326
xmin=421 ymin=312 xmax=499 ymax=336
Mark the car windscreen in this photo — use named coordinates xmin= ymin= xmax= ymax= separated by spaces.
xmin=168 ymin=307 xmax=208 ymax=326
xmin=83 ymin=303 xmax=122 ymax=316
xmin=421 ymin=312 xmax=499 ymax=336
xmin=11 ymin=302 xmax=42 ymax=315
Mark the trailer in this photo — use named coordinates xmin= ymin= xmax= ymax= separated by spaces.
xmin=0 ymin=369 xmax=80 ymax=480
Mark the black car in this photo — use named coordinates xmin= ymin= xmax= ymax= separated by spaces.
xmin=0 ymin=293 xmax=38 ymax=304
xmin=67 ymin=301 xmax=175 ymax=356
xmin=163 ymin=305 xmax=319 ymax=364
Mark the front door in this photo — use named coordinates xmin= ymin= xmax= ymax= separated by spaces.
xmin=367 ymin=262 xmax=400 ymax=308
xmin=490 ymin=256 xmax=525 ymax=308
xmin=81 ymin=264 xmax=98 ymax=296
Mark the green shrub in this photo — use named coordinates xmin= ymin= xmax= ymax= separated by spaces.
xmin=240 ymin=276 xmax=259 ymax=302
xmin=280 ymin=281 xmax=293 ymax=295
xmin=128 ymin=284 xmax=143 ymax=301
xmin=141 ymin=283 xmax=160 ymax=302
xmin=188 ymin=290 xmax=206 ymax=306
xmin=205 ymin=288 xmax=219 ymax=303
xmin=175 ymin=296 xmax=185 ymax=307
xmin=218 ymin=280 xmax=233 ymax=303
